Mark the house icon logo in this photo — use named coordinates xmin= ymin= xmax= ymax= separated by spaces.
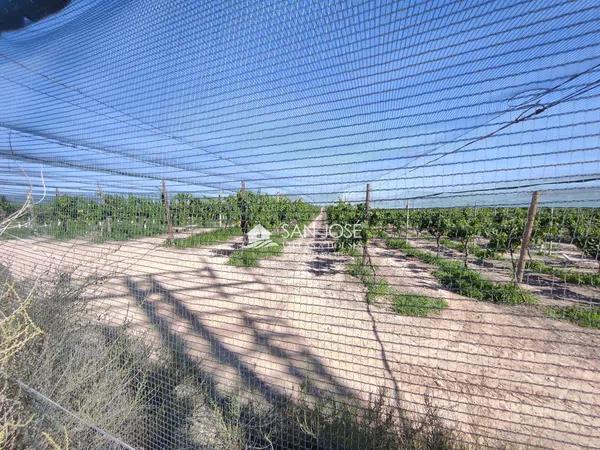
xmin=246 ymin=224 xmax=278 ymax=248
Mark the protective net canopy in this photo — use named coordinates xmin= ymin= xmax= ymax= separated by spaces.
xmin=1 ymin=0 xmax=599 ymax=206
xmin=0 ymin=1 xmax=599 ymax=449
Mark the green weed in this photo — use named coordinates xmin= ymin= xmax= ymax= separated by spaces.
xmin=346 ymin=257 xmax=393 ymax=304
xmin=227 ymin=218 xmax=317 ymax=267
xmin=545 ymin=305 xmax=600 ymax=329
xmin=366 ymin=278 xmax=394 ymax=304
xmin=386 ymin=238 xmax=536 ymax=305
xmin=526 ymin=260 xmax=600 ymax=287
xmin=228 ymin=235 xmax=284 ymax=267
xmin=393 ymin=294 xmax=448 ymax=317
xmin=343 ymin=248 xmax=445 ymax=315
xmin=433 ymin=260 xmax=536 ymax=305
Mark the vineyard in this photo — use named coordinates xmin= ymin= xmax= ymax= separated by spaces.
xmin=3 ymin=190 xmax=599 ymax=325
xmin=1 ymin=191 xmax=318 ymax=243
xmin=2 ymin=187 xmax=600 ymax=449
xmin=2 ymin=1 xmax=600 ymax=449
xmin=328 ymin=202 xmax=600 ymax=270
xmin=327 ymin=200 xmax=600 ymax=327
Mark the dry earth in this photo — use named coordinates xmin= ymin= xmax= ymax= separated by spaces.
xmin=1 ymin=213 xmax=599 ymax=449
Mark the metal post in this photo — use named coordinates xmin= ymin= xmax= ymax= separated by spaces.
xmin=515 ymin=191 xmax=540 ymax=283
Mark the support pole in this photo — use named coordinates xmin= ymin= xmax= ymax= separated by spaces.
xmin=515 ymin=191 xmax=540 ymax=283
xmin=28 ymin=188 xmax=35 ymax=225
xmin=362 ymin=183 xmax=371 ymax=265
xmin=218 ymin=193 xmax=222 ymax=229
xmin=405 ymin=201 xmax=410 ymax=244
xmin=161 ymin=179 xmax=173 ymax=240
xmin=240 ymin=181 xmax=249 ymax=245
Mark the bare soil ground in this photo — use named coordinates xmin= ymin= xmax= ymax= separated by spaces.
xmin=1 ymin=214 xmax=599 ymax=449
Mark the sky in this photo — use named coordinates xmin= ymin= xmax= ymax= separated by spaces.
xmin=0 ymin=0 xmax=599 ymax=207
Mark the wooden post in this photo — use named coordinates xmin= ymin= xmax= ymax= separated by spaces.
xmin=240 ymin=181 xmax=249 ymax=245
xmin=161 ymin=179 xmax=173 ymax=239
xmin=547 ymin=207 xmax=554 ymax=255
xmin=362 ymin=183 xmax=371 ymax=265
xmin=96 ymin=183 xmax=104 ymax=203
xmin=28 ymin=188 xmax=35 ymax=224
xmin=515 ymin=191 xmax=540 ymax=283
xmin=218 ymin=193 xmax=222 ymax=228
xmin=405 ymin=201 xmax=410 ymax=244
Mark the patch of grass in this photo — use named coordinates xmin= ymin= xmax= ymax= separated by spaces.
xmin=40 ymin=222 xmax=99 ymax=240
xmin=386 ymin=238 xmax=537 ymax=305
xmin=228 ymin=240 xmax=283 ymax=267
xmin=0 ymin=224 xmax=37 ymax=240
xmin=385 ymin=238 xmax=411 ymax=251
xmin=98 ymin=220 xmax=166 ymax=241
xmin=273 ymin=387 xmax=465 ymax=450
xmin=433 ymin=260 xmax=537 ymax=305
xmin=343 ymin=248 xmax=445 ymax=316
xmin=393 ymin=294 xmax=448 ymax=317
xmin=227 ymin=218 xmax=318 ymax=267
xmin=366 ymin=278 xmax=394 ymax=304
xmin=0 ymin=270 xmax=160 ymax=449
xmin=62 ymin=220 xmax=168 ymax=242
xmin=166 ymin=227 xmax=242 ymax=248
xmin=347 ymin=255 xmax=370 ymax=278
xmin=3 ymin=220 xmax=168 ymax=242
xmin=228 ymin=234 xmax=285 ymax=267
xmin=346 ymin=256 xmax=393 ymax=304
xmin=526 ymin=260 xmax=600 ymax=287
xmin=544 ymin=305 xmax=600 ymax=329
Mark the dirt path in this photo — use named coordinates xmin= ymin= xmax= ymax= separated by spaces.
xmin=1 ymin=215 xmax=599 ymax=449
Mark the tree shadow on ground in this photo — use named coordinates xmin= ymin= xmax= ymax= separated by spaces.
xmin=125 ymin=272 xmax=358 ymax=448
xmin=531 ymin=282 xmax=600 ymax=305
xmin=307 ymin=255 xmax=341 ymax=276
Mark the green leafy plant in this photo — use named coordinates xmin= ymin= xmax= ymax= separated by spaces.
xmin=433 ymin=259 xmax=537 ymax=305
xmin=545 ymin=305 xmax=600 ymax=329
xmin=393 ymin=294 xmax=448 ymax=317
xmin=440 ymin=238 xmax=498 ymax=261
xmin=569 ymin=213 xmax=600 ymax=273
xmin=386 ymin=238 xmax=537 ymax=305
xmin=343 ymin=245 xmax=446 ymax=315
xmin=228 ymin=237 xmax=284 ymax=267
xmin=448 ymin=209 xmax=485 ymax=267
xmin=526 ymin=260 xmax=600 ymax=287
xmin=426 ymin=210 xmax=453 ymax=255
